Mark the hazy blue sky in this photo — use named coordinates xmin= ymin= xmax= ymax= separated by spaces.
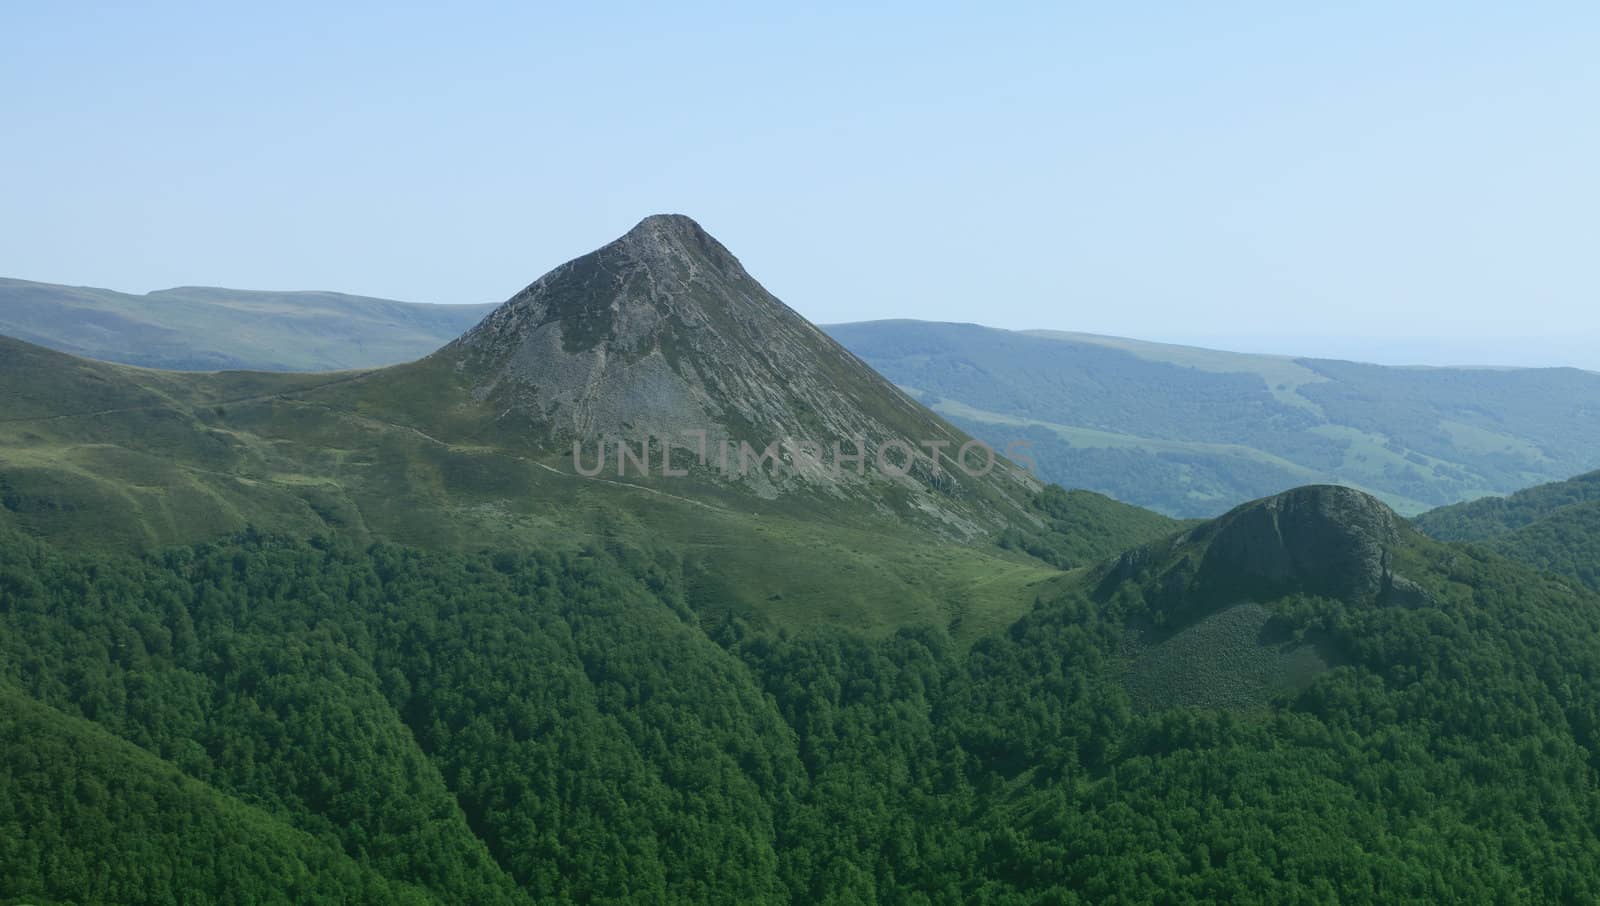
xmin=4 ymin=3 xmax=1597 ymax=367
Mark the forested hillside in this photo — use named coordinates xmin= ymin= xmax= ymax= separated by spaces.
xmin=0 ymin=277 xmax=493 ymax=371
xmin=11 ymin=2 xmax=1599 ymax=902
xmin=4 ymin=220 xmax=1596 ymax=903
xmin=7 ymin=483 xmax=1600 ymax=902
xmin=1416 ymin=470 xmax=1600 ymax=592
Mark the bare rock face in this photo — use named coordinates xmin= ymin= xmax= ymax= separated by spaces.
xmin=446 ymin=215 xmax=947 ymax=443
xmin=1098 ymin=484 xmax=1430 ymax=615
xmin=1193 ymin=485 xmax=1406 ymax=601
xmin=432 ymin=214 xmax=1039 ymax=533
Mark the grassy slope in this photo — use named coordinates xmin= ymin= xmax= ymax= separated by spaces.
xmin=826 ymin=320 xmax=1600 ymax=518
xmin=13 ymin=273 xmax=1597 ymax=520
xmin=0 ymin=277 xmax=494 ymax=371
xmin=0 ymin=336 xmax=1180 ymax=642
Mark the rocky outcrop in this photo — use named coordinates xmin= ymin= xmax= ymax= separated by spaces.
xmin=444 ymin=214 xmax=941 ymax=446
xmin=1190 ymin=485 xmax=1421 ymax=603
xmin=1098 ymin=484 xmax=1429 ymax=621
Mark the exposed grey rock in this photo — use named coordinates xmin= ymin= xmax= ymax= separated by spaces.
xmin=431 ymin=214 xmax=1040 ymax=535
xmin=1191 ymin=484 xmax=1410 ymax=601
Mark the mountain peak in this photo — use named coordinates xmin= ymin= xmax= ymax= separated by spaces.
xmin=631 ymin=212 xmax=700 ymax=231
xmin=624 ymin=212 xmax=710 ymax=241
xmin=438 ymin=213 xmax=905 ymax=445
xmin=1193 ymin=485 xmax=1402 ymax=598
xmin=1101 ymin=485 xmax=1420 ymax=608
xmin=429 ymin=216 xmax=1038 ymax=532
xmin=610 ymin=213 xmax=744 ymax=277
xmin=449 ymin=214 xmax=752 ymax=367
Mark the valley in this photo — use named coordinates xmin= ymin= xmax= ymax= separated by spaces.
xmin=5 ymin=216 xmax=1600 ymax=903
xmin=12 ymin=278 xmax=1596 ymax=522
xmin=828 ymin=321 xmax=1600 ymax=517
xmin=10 ymin=5 xmax=1600 ymax=901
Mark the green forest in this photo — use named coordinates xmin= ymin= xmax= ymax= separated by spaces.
xmin=6 ymin=502 xmax=1600 ymax=904
xmin=7 ymin=10 xmax=1600 ymax=901
xmin=1417 ymin=470 xmax=1600 ymax=592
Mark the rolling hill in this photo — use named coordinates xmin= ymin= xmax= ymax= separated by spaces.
xmin=0 ymin=277 xmax=495 ymax=370
xmin=825 ymin=320 xmax=1600 ymax=518
xmin=0 ymin=215 xmax=1170 ymax=642
xmin=12 ymin=276 xmax=1600 ymax=524
xmin=1415 ymin=469 xmax=1600 ymax=592
xmin=10 ymin=215 xmax=1600 ymax=902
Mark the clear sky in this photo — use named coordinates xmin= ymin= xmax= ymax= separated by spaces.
xmin=4 ymin=2 xmax=1597 ymax=368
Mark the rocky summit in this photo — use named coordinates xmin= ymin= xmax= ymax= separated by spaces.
xmin=443 ymin=215 xmax=946 ymax=446
xmin=0 ymin=214 xmax=1047 ymax=552
xmin=425 ymin=214 xmax=1039 ymax=529
xmin=1100 ymin=484 xmax=1427 ymax=610
xmin=1192 ymin=484 xmax=1404 ymax=601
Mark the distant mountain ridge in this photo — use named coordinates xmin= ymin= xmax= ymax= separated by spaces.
xmin=825 ymin=320 xmax=1600 ymax=517
xmin=11 ymin=268 xmax=1600 ymax=521
xmin=15 ymin=220 xmax=1600 ymax=901
xmin=0 ymin=215 xmax=1089 ymax=640
xmin=0 ymin=276 xmax=494 ymax=370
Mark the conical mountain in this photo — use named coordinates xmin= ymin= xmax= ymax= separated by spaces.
xmin=0 ymin=214 xmax=1168 ymax=636
xmin=441 ymin=215 xmax=971 ymax=445
xmin=392 ymin=214 xmax=1040 ymax=533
